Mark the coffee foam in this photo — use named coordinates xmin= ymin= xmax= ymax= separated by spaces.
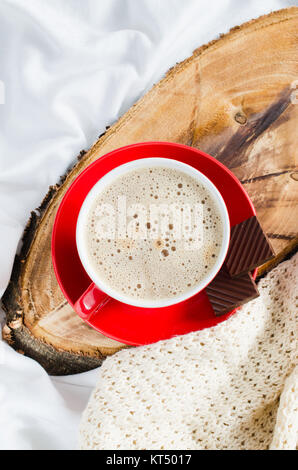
xmin=84 ymin=167 xmax=223 ymax=302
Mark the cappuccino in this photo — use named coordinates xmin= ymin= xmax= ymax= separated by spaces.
xmin=83 ymin=166 xmax=223 ymax=302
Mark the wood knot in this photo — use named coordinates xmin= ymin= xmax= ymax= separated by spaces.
xmin=290 ymin=172 xmax=298 ymax=181
xmin=234 ymin=112 xmax=247 ymax=125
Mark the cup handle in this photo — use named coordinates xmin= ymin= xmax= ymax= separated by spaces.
xmin=74 ymin=283 xmax=110 ymax=321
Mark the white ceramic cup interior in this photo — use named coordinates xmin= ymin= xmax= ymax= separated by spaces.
xmin=76 ymin=158 xmax=230 ymax=308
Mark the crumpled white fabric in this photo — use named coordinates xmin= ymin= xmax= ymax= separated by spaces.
xmin=0 ymin=0 xmax=293 ymax=450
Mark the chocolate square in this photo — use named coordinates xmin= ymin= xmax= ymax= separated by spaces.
xmin=206 ymin=266 xmax=259 ymax=316
xmin=225 ymin=216 xmax=275 ymax=277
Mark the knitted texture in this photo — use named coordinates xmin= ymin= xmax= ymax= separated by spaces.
xmin=79 ymin=254 xmax=298 ymax=450
xmin=270 ymin=365 xmax=298 ymax=450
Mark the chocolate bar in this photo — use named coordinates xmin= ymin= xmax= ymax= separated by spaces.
xmin=225 ymin=216 xmax=275 ymax=277
xmin=206 ymin=267 xmax=259 ymax=316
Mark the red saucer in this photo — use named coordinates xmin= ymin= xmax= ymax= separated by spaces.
xmin=52 ymin=142 xmax=256 ymax=346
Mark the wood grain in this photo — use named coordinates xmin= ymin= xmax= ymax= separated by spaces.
xmin=2 ymin=7 xmax=298 ymax=374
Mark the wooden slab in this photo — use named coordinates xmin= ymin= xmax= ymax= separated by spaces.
xmin=2 ymin=7 xmax=298 ymax=374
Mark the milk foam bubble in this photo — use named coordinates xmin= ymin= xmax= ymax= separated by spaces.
xmin=84 ymin=167 xmax=223 ymax=301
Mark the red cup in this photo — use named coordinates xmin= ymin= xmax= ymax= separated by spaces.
xmin=74 ymin=157 xmax=230 ymax=320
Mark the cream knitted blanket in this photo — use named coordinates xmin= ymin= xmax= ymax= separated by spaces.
xmin=79 ymin=254 xmax=298 ymax=450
